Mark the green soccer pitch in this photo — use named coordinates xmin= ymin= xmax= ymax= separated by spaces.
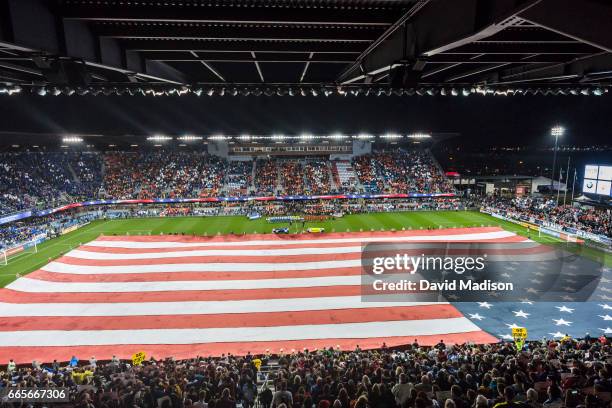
xmin=0 ymin=210 xmax=604 ymax=288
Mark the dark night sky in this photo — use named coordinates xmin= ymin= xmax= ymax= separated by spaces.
xmin=0 ymin=93 xmax=610 ymax=147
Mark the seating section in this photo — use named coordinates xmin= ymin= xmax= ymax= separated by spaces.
xmin=280 ymin=161 xmax=305 ymax=196
xmin=304 ymin=160 xmax=331 ymax=195
xmin=481 ymin=196 xmax=611 ymax=237
xmin=333 ymin=161 xmax=358 ymax=191
xmin=1 ymin=338 xmax=608 ymax=408
xmin=0 ymin=150 xmax=454 ymax=215
xmin=254 ymin=159 xmax=278 ymax=195
xmin=225 ymin=161 xmax=253 ymax=196
xmin=353 ymin=151 xmax=453 ymax=194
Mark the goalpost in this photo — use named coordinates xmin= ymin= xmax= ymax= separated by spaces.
xmin=0 ymin=239 xmax=39 ymax=266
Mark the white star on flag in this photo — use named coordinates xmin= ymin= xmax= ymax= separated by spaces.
xmin=519 ymin=298 xmax=533 ymax=304
xmin=526 ymin=287 xmax=540 ymax=294
xmin=599 ymin=315 xmax=612 ymax=321
xmin=478 ymin=302 xmax=492 ymax=309
xmin=600 ymin=328 xmax=612 ymax=334
xmin=548 ymin=331 xmax=565 ymax=338
xmin=469 ymin=313 xmax=484 ymax=321
xmin=556 ymin=306 xmax=574 ymax=313
xmin=505 ymin=323 xmax=521 ymax=329
xmin=513 ymin=310 xmax=530 ymax=318
xmin=600 ymin=277 xmax=611 ymax=284
xmin=553 ymin=318 xmax=572 ymax=326
xmin=501 ymin=273 xmax=512 ymax=278
xmin=599 ymin=304 xmax=612 ymax=310
xmin=564 ymin=278 xmax=578 ymax=284
xmin=534 ymin=271 xmax=545 ymax=277
xmin=530 ymin=278 xmax=543 ymax=284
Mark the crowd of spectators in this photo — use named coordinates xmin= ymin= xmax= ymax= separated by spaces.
xmin=225 ymin=161 xmax=253 ymax=196
xmin=0 ymin=152 xmax=77 ymax=215
xmin=102 ymin=153 xmax=226 ymax=200
xmin=0 ymin=211 xmax=97 ymax=250
xmin=255 ymin=159 xmax=279 ymax=195
xmin=1 ymin=336 xmax=610 ymax=408
xmin=305 ymin=161 xmax=332 ymax=195
xmin=0 ymin=150 xmax=456 ymax=216
xmin=281 ymin=162 xmax=306 ymax=196
xmin=353 ymin=151 xmax=454 ymax=195
xmin=480 ymin=197 xmax=612 ymax=238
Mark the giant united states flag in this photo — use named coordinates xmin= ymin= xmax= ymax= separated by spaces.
xmin=0 ymin=227 xmax=607 ymax=363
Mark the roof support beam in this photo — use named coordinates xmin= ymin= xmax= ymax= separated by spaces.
xmin=445 ymin=62 xmax=512 ymax=82
xmin=251 ymin=52 xmax=264 ymax=82
xmin=93 ymin=25 xmax=380 ymax=42
xmin=338 ymin=0 xmax=547 ymax=84
xmin=190 ymin=51 xmax=225 ymax=82
xmin=299 ymin=52 xmax=314 ymax=82
xmin=517 ymin=0 xmax=612 ymax=53
xmin=59 ymin=4 xmax=397 ymax=26
xmin=336 ymin=0 xmax=432 ymax=83
xmin=499 ymin=51 xmax=612 ymax=82
xmin=120 ymin=40 xmax=367 ymax=54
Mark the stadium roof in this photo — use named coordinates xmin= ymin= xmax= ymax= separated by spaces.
xmin=0 ymin=0 xmax=611 ymax=95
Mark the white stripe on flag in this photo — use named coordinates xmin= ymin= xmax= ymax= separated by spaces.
xmin=67 ymin=240 xmax=541 ymax=260
xmin=0 ymin=318 xmax=481 ymax=346
xmin=7 ymin=276 xmax=362 ymax=292
xmin=0 ymin=298 xmax=444 ymax=317
xmin=87 ymin=230 xmax=519 ymax=248
xmin=41 ymin=259 xmax=363 ymax=274
xmin=68 ymin=246 xmax=364 ymax=259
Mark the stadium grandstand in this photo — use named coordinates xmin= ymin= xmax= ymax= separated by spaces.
xmin=1 ymin=0 xmax=612 ymax=407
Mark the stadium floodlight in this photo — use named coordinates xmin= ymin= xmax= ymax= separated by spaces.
xmin=407 ymin=133 xmax=432 ymax=139
xmin=551 ymin=126 xmax=565 ymax=137
xmin=237 ymin=134 xmax=251 ymax=141
xmin=299 ymin=133 xmax=315 ymax=141
xmin=177 ymin=135 xmax=203 ymax=141
xmin=328 ymin=133 xmax=347 ymax=140
xmin=355 ymin=133 xmax=374 ymax=140
xmin=271 ymin=134 xmax=286 ymax=141
xmin=62 ymin=136 xmax=83 ymax=143
xmin=147 ymin=135 xmax=172 ymax=142
xmin=0 ymin=85 xmax=22 ymax=95
xmin=130 ymin=144 xmax=138 ymax=147
xmin=380 ymin=133 xmax=403 ymax=139
xmin=208 ymin=134 xmax=227 ymax=141
xmin=550 ymin=126 xmax=565 ymax=192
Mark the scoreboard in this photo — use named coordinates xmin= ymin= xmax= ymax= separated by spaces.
xmin=583 ymin=165 xmax=612 ymax=196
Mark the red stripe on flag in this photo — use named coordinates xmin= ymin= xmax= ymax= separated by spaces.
xmin=0 ymin=305 xmax=463 ymax=331
xmin=0 ymin=332 xmax=497 ymax=364
xmin=27 ymin=268 xmax=363 ymax=282
xmin=0 ymin=285 xmax=363 ymax=303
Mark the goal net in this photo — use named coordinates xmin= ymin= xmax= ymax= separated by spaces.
xmin=0 ymin=238 xmax=39 ymax=266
